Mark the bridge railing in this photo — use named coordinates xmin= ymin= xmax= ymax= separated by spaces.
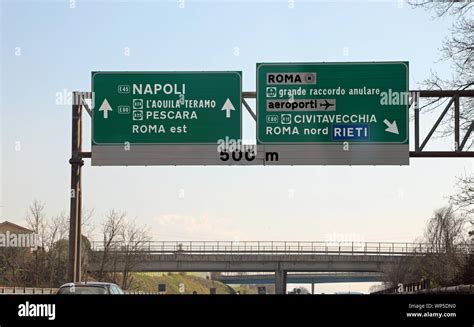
xmin=89 ymin=241 xmax=471 ymax=256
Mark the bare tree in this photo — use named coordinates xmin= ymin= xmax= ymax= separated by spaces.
xmin=384 ymin=206 xmax=470 ymax=288
xmin=78 ymin=208 xmax=95 ymax=280
xmin=450 ymin=175 xmax=474 ymax=215
xmin=424 ymin=206 xmax=468 ymax=252
xmin=0 ymin=247 xmax=30 ymax=285
xmin=422 ymin=206 xmax=469 ymax=286
xmin=24 ymin=203 xmax=73 ymax=286
xmin=45 ymin=210 xmax=92 ymax=285
xmin=25 ymin=200 xmax=48 ymax=286
xmin=81 ymin=208 xmax=95 ymax=241
xmin=382 ymin=256 xmax=425 ymax=287
xmin=0 ymin=201 xmax=96 ymax=287
xmin=26 ymin=200 xmax=47 ymax=249
xmin=413 ymin=2 xmax=474 ymax=285
xmin=96 ymin=210 xmax=126 ymax=280
xmin=119 ymin=220 xmax=151 ymax=290
xmin=44 ymin=213 xmax=69 ymax=285
xmin=409 ymin=2 xmax=473 ymax=136
xmin=0 ymin=200 xmax=48 ymax=286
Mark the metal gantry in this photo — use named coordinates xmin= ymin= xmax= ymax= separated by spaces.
xmin=241 ymin=89 xmax=474 ymax=157
xmin=68 ymin=89 xmax=474 ymax=281
xmin=411 ymin=90 xmax=474 ymax=157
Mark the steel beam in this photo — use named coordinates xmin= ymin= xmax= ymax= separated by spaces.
xmin=460 ymin=121 xmax=474 ymax=151
xmin=242 ymin=98 xmax=256 ymax=121
xmin=455 ymin=95 xmax=460 ymax=151
xmin=417 ymin=90 xmax=474 ymax=97
xmin=68 ymin=92 xmax=83 ymax=282
xmin=419 ymin=96 xmax=456 ymax=151
xmin=414 ymin=92 xmax=420 ymax=152
xmin=409 ymin=151 xmax=474 ymax=158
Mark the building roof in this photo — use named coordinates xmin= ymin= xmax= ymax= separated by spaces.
xmin=0 ymin=221 xmax=34 ymax=233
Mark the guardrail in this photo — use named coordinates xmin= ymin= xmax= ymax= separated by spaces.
xmin=123 ymin=290 xmax=159 ymax=295
xmin=417 ymin=285 xmax=474 ymax=294
xmin=371 ymin=280 xmax=431 ymax=294
xmin=0 ymin=287 xmax=58 ymax=294
xmin=0 ymin=287 xmax=157 ymax=295
xmin=89 ymin=241 xmax=471 ymax=256
xmin=219 ymin=271 xmax=383 ymax=277
xmin=372 ymin=281 xmax=474 ymax=294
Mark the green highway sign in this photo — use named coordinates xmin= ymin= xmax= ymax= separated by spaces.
xmin=92 ymin=71 xmax=242 ymax=145
xmin=256 ymin=62 xmax=408 ymax=144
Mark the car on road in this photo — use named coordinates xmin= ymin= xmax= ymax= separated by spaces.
xmin=56 ymin=282 xmax=124 ymax=295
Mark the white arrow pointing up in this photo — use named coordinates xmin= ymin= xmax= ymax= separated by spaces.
xmin=221 ymin=98 xmax=235 ymax=118
xmin=384 ymin=119 xmax=399 ymax=134
xmin=99 ymin=98 xmax=112 ymax=119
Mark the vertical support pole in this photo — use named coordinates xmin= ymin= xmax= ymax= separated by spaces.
xmin=414 ymin=92 xmax=420 ymax=152
xmin=68 ymin=92 xmax=84 ymax=282
xmin=311 ymin=282 xmax=315 ymax=295
xmin=76 ymin=96 xmax=83 ymax=281
xmin=454 ymin=95 xmax=460 ymax=152
xmin=275 ymin=269 xmax=287 ymax=295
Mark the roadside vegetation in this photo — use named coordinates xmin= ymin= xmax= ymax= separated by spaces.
xmin=380 ymin=1 xmax=473 ymax=290
xmin=128 ymin=272 xmax=236 ymax=294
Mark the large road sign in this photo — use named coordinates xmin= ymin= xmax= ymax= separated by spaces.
xmin=91 ymin=71 xmax=242 ymax=165
xmin=92 ymin=71 xmax=242 ymax=145
xmin=257 ymin=62 xmax=408 ymax=144
xmin=256 ymin=62 xmax=409 ymax=165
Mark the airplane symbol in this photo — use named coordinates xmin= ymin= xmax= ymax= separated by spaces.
xmin=320 ymin=99 xmax=334 ymax=110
